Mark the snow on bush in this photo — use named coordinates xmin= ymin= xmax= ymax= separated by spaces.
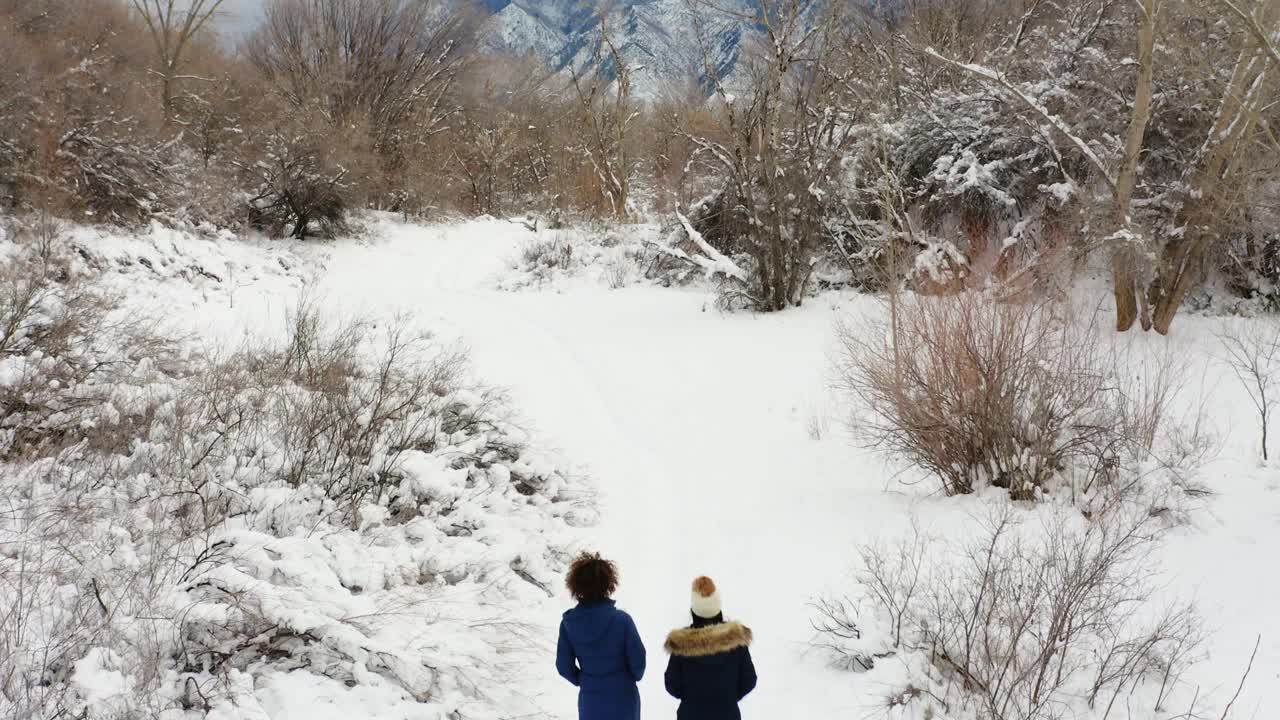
xmin=0 ymin=217 xmax=180 ymax=461
xmin=499 ymin=223 xmax=656 ymax=291
xmin=241 ymin=129 xmax=351 ymax=240
xmin=0 ymin=221 xmax=587 ymax=718
xmin=814 ymin=502 xmax=1205 ymax=720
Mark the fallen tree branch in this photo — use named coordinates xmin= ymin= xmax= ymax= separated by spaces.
xmin=507 ymin=216 xmax=538 ymax=232
xmin=644 ymin=212 xmax=750 ymax=283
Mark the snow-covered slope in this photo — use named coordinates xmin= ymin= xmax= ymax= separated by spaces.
xmin=478 ymin=3 xmax=565 ymax=59
xmin=0 ymin=220 xmax=588 ymax=720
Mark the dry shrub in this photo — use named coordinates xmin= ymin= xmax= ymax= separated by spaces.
xmin=159 ymin=306 xmax=566 ymax=704
xmin=0 ymin=451 xmax=197 ymax=719
xmin=0 ymin=0 xmax=174 ymax=223
xmin=55 ymin=122 xmax=174 ymax=222
xmin=190 ymin=301 xmax=501 ymax=527
xmin=0 ymin=224 xmax=195 ymax=717
xmin=0 ymin=217 xmax=178 ymax=460
xmin=815 ymin=504 xmax=1204 ymax=720
xmin=519 ymin=233 xmax=575 ymax=271
xmin=2 ymin=281 xmax=572 ymax=717
xmin=836 ymin=292 xmax=1185 ymax=502
xmin=603 ymin=257 xmax=633 ymax=290
xmin=1215 ymin=318 xmax=1280 ymax=461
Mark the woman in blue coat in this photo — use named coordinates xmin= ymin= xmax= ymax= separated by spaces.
xmin=664 ymin=576 xmax=757 ymax=720
xmin=556 ymin=553 xmax=646 ymax=720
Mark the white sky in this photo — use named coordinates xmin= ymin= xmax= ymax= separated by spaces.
xmin=211 ymin=0 xmax=265 ymax=38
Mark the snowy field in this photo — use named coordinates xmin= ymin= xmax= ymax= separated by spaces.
xmin=18 ymin=216 xmax=1280 ymax=718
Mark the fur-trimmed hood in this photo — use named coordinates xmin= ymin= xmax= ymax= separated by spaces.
xmin=664 ymin=622 xmax=753 ymax=658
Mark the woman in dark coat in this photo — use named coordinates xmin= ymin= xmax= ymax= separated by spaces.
xmin=664 ymin=576 xmax=757 ymax=720
xmin=556 ymin=552 xmax=646 ymax=720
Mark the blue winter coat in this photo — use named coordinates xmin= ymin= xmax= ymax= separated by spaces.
xmin=557 ymin=600 xmax=646 ymax=720
xmin=663 ymin=618 xmax=756 ymax=720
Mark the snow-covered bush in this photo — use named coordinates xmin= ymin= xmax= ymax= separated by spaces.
xmin=1 ymin=231 xmax=586 ymax=718
xmin=167 ymin=309 xmax=582 ymax=712
xmin=889 ymin=86 xmax=1086 ymax=277
xmin=836 ymin=293 xmax=1191 ymax=504
xmin=501 ymin=225 xmax=654 ymax=291
xmin=0 ymin=218 xmax=178 ymax=460
xmin=814 ymin=504 xmax=1204 ymax=720
xmin=185 ymin=301 xmax=554 ymax=530
xmin=241 ymin=129 xmax=350 ymax=240
xmin=1217 ymin=232 xmax=1280 ymax=313
xmin=56 ymin=120 xmax=175 ymax=223
xmin=675 ymin=190 xmax=748 ymax=264
xmin=519 ymin=232 xmax=576 ymax=274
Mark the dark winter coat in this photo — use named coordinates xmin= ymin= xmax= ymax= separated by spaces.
xmin=557 ymin=600 xmax=646 ymax=720
xmin=664 ymin=615 xmax=757 ymax=720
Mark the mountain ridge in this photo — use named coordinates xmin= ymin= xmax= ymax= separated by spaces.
xmin=473 ymin=0 xmax=759 ymax=96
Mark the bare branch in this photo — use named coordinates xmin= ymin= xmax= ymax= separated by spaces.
xmin=1218 ymin=635 xmax=1261 ymax=720
xmin=1215 ymin=0 xmax=1280 ymax=66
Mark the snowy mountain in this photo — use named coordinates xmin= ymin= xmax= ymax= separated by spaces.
xmin=473 ymin=0 xmax=760 ymax=96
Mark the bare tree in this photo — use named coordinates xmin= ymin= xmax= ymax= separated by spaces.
xmin=675 ymin=0 xmax=852 ymax=311
xmin=569 ymin=21 xmax=636 ymax=219
xmin=1146 ymin=0 xmax=1280 ymax=333
xmin=130 ymin=0 xmax=228 ymax=124
xmin=1216 ymin=319 xmax=1280 ymax=460
xmin=246 ymin=0 xmax=466 ymax=160
xmin=815 ymin=506 xmax=1205 ymax=720
xmin=1111 ymin=0 xmax=1160 ymax=331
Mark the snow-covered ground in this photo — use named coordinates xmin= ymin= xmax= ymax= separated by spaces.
xmin=53 ymin=216 xmax=1280 ymax=717
xmin=309 ymin=219 xmax=893 ymax=717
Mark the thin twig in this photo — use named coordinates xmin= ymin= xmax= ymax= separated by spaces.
xmin=1219 ymin=635 xmax=1260 ymax=720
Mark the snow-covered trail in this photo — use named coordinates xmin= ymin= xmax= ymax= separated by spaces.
xmin=310 ymin=219 xmax=907 ymax=716
xmin=144 ymin=216 xmax=1278 ymax=716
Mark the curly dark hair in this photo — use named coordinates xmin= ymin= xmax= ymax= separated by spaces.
xmin=565 ymin=552 xmax=618 ymax=603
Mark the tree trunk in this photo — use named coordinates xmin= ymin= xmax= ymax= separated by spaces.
xmin=1264 ymin=407 xmax=1270 ymax=461
xmin=1145 ymin=42 xmax=1267 ymax=333
xmin=615 ymin=174 xmax=628 ymax=220
xmin=161 ymin=69 xmax=175 ymax=125
xmin=1111 ymin=0 xmax=1157 ymax=332
xmin=1147 ymin=226 xmax=1208 ymax=335
xmin=1112 ymin=256 xmax=1140 ymax=331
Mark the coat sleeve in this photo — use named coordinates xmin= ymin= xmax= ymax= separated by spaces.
xmin=624 ymin=613 xmax=647 ymax=682
xmin=737 ymin=646 xmax=758 ymax=700
xmin=664 ymin=654 xmax=683 ymax=699
xmin=556 ymin=621 xmax=580 ymax=686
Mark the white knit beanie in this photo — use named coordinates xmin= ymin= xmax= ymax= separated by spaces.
xmin=691 ymin=576 xmax=722 ymax=619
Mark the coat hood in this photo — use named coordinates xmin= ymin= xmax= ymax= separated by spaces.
xmin=664 ymin=621 xmax=752 ymax=657
xmin=562 ymin=601 xmax=621 ymax=646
